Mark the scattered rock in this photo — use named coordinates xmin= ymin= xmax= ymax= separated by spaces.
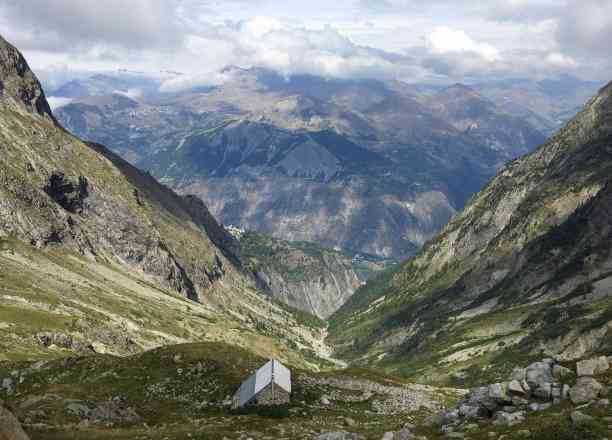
xmin=493 ymin=411 xmax=525 ymax=426
xmin=570 ymin=377 xmax=604 ymax=404
xmin=317 ymin=432 xmax=362 ymax=440
xmin=570 ymin=411 xmax=593 ymax=425
xmin=1 ymin=378 xmax=13 ymax=395
xmin=65 ymin=402 xmax=91 ymax=418
xmin=343 ymin=417 xmax=357 ymax=428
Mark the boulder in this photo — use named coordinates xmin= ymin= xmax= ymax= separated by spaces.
xmin=320 ymin=396 xmax=331 ymax=405
xmin=569 ymin=377 xmax=603 ymax=404
xmin=576 ymin=356 xmax=609 ymax=377
xmin=525 ymin=362 xmax=553 ymax=389
xmin=570 ymin=411 xmax=593 ymax=425
xmin=508 ymin=380 xmax=526 ymax=396
xmin=317 ymin=432 xmax=362 ymax=440
xmin=458 ymin=404 xmax=486 ymax=418
xmin=488 ymin=383 xmax=511 ymax=403
xmin=552 ymin=365 xmax=573 ymax=380
xmin=381 ymin=433 xmax=394 ymax=440
xmin=65 ymin=403 xmax=91 ymax=418
xmin=395 ymin=430 xmax=415 ymax=440
xmin=0 ymin=405 xmax=30 ymax=440
xmin=493 ymin=411 xmax=525 ymax=426
xmin=511 ymin=368 xmax=526 ymax=381
xmin=532 ymin=383 xmax=552 ymax=400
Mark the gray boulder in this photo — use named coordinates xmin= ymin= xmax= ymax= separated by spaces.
xmin=65 ymin=402 xmax=91 ymax=418
xmin=488 ymin=383 xmax=511 ymax=403
xmin=525 ymin=362 xmax=553 ymax=389
xmin=493 ymin=411 xmax=525 ymax=426
xmin=532 ymin=383 xmax=552 ymax=400
xmin=317 ymin=432 xmax=362 ymax=440
xmin=569 ymin=377 xmax=604 ymax=404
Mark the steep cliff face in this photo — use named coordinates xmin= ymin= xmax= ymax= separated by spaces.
xmin=330 ymin=80 xmax=612 ymax=385
xmin=238 ymin=231 xmax=364 ymax=319
xmin=0 ymin=35 xmax=332 ymax=367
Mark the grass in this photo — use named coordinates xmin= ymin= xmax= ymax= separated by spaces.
xmin=0 ymin=342 xmax=454 ymax=440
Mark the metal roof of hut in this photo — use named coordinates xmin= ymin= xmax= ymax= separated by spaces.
xmin=236 ymin=359 xmax=291 ymax=407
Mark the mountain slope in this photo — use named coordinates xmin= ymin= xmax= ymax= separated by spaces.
xmin=329 ymin=80 xmax=612 ymax=385
xmin=53 ymin=69 xmax=547 ymax=259
xmin=0 ymin=35 xmax=332 ymax=368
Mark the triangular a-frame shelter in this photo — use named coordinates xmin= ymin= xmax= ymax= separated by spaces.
xmin=232 ymin=359 xmax=291 ymax=409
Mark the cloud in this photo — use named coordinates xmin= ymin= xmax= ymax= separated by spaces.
xmin=1 ymin=0 xmax=609 ymax=88
xmin=47 ymin=97 xmax=73 ymax=110
xmin=426 ymin=26 xmax=501 ymax=62
xmin=556 ymin=0 xmax=612 ymax=59
xmin=0 ymin=0 xmax=189 ymax=52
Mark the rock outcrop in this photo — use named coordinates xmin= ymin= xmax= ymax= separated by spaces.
xmin=0 ymin=402 xmax=30 ymax=440
xmin=428 ymin=356 xmax=609 ymax=430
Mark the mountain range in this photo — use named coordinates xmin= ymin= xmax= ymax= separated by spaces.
xmin=51 ymin=68 xmax=584 ymax=260
xmin=329 ymin=77 xmax=612 ymax=386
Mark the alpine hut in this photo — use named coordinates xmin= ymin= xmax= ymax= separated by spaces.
xmin=232 ymin=359 xmax=291 ymax=409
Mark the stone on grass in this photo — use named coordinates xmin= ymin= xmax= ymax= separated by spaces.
xmin=569 ymin=377 xmax=603 ymax=404
xmin=381 ymin=432 xmax=394 ymax=440
xmin=570 ymin=411 xmax=593 ymax=425
xmin=66 ymin=403 xmax=91 ymax=418
xmin=493 ymin=411 xmax=525 ymax=426
xmin=317 ymin=432 xmax=362 ymax=440
xmin=395 ymin=429 xmax=415 ymax=440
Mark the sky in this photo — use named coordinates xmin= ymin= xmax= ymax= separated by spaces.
xmin=0 ymin=0 xmax=610 ymax=92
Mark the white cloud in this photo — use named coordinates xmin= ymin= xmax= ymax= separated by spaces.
xmin=426 ymin=26 xmax=501 ymax=62
xmin=47 ymin=97 xmax=73 ymax=110
xmin=1 ymin=0 xmax=609 ymax=88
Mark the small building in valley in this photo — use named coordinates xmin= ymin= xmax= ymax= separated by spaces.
xmin=232 ymin=359 xmax=291 ymax=409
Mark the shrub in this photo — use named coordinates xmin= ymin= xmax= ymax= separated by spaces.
xmin=525 ymin=417 xmax=606 ymax=440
